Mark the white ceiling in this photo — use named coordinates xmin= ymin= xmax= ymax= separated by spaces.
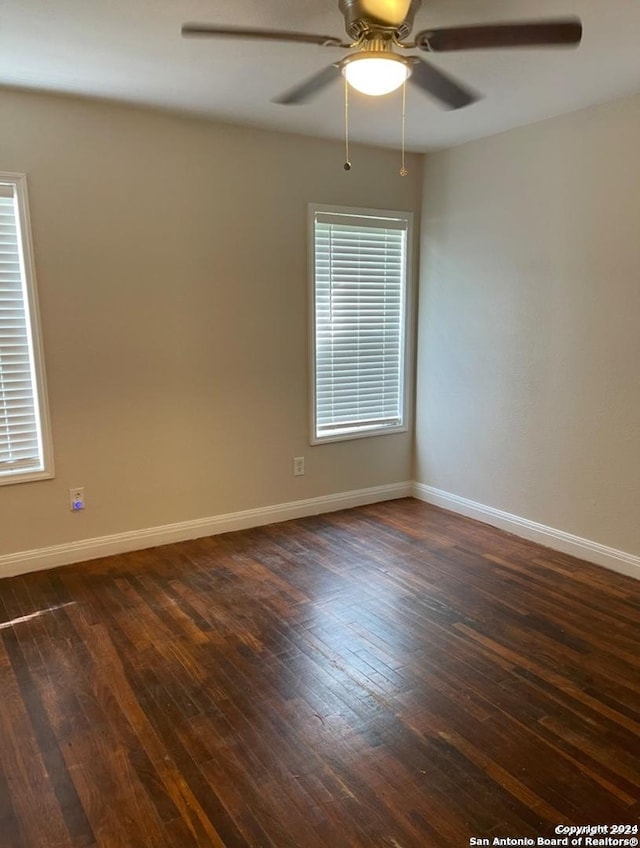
xmin=2 ymin=1 xmax=640 ymax=151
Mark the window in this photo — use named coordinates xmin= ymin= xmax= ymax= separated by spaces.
xmin=309 ymin=204 xmax=412 ymax=443
xmin=0 ymin=173 xmax=53 ymax=484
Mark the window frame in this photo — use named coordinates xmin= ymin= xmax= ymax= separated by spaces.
xmin=308 ymin=203 xmax=413 ymax=446
xmin=0 ymin=172 xmax=54 ymax=486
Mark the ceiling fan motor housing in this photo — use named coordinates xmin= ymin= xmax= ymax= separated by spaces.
xmin=338 ymin=0 xmax=421 ymax=40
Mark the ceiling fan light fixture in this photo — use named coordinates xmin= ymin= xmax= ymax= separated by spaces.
xmin=342 ymin=53 xmax=411 ymax=96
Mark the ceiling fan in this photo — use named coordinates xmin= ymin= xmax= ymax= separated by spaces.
xmin=182 ymin=0 xmax=582 ymax=111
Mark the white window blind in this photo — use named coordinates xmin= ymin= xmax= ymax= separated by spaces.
xmin=311 ymin=207 xmax=410 ymax=442
xmin=0 ymin=175 xmax=52 ymax=483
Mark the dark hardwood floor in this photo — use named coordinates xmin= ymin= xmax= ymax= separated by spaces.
xmin=1 ymin=498 xmax=639 ymax=847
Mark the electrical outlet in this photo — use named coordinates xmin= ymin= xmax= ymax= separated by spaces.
xmin=70 ymin=487 xmax=85 ymax=511
xmin=293 ymin=456 xmax=305 ymax=477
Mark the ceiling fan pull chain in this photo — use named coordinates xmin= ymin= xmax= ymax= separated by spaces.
xmin=344 ymin=75 xmax=352 ymax=171
xmin=400 ymin=79 xmax=408 ymax=177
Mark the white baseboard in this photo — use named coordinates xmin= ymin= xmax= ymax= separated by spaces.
xmin=0 ymin=482 xmax=412 ymax=580
xmin=7 ymin=480 xmax=637 ymax=583
xmin=412 ymin=482 xmax=640 ymax=581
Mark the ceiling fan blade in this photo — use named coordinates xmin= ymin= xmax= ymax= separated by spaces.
xmin=181 ymin=24 xmax=345 ymax=47
xmin=415 ymin=18 xmax=582 ymax=52
xmin=273 ymin=64 xmax=341 ymax=105
xmin=409 ymin=58 xmax=479 ymax=110
xmin=360 ymin=0 xmax=413 ymax=27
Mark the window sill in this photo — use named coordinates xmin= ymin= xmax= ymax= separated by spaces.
xmin=0 ymin=468 xmax=54 ymax=487
xmin=311 ymin=423 xmax=408 ymax=445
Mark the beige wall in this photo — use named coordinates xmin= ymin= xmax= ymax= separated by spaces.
xmin=416 ymin=94 xmax=640 ymax=556
xmin=0 ymin=89 xmax=422 ymax=557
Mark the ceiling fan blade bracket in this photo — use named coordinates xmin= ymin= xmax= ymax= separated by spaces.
xmin=414 ymin=32 xmax=433 ymax=51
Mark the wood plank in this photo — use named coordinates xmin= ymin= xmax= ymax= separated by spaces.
xmin=0 ymin=498 xmax=639 ymax=846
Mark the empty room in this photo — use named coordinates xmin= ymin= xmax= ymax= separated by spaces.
xmin=1 ymin=1 xmax=639 ymax=846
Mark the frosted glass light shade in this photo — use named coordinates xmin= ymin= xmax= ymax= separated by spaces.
xmin=342 ymin=55 xmax=410 ymax=96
